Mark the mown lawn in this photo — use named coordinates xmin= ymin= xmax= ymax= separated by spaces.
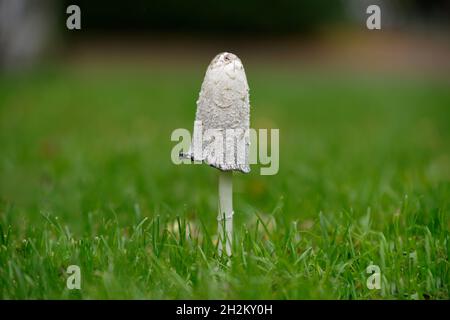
xmin=0 ymin=64 xmax=449 ymax=299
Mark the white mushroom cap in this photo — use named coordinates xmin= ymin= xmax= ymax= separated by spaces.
xmin=183 ymin=52 xmax=251 ymax=173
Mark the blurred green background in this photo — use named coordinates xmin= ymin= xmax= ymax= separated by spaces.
xmin=0 ymin=0 xmax=449 ymax=299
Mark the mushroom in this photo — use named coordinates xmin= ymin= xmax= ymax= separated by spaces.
xmin=182 ymin=52 xmax=251 ymax=256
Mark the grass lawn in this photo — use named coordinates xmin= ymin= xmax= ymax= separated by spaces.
xmin=0 ymin=64 xmax=449 ymax=299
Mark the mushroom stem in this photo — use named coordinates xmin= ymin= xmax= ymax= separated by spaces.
xmin=218 ymin=170 xmax=233 ymax=256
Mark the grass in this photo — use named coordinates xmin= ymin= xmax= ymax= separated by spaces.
xmin=0 ymin=64 xmax=449 ymax=299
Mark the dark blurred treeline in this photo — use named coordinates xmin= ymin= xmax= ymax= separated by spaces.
xmin=1 ymin=0 xmax=449 ymax=71
xmin=60 ymin=0 xmax=449 ymax=34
